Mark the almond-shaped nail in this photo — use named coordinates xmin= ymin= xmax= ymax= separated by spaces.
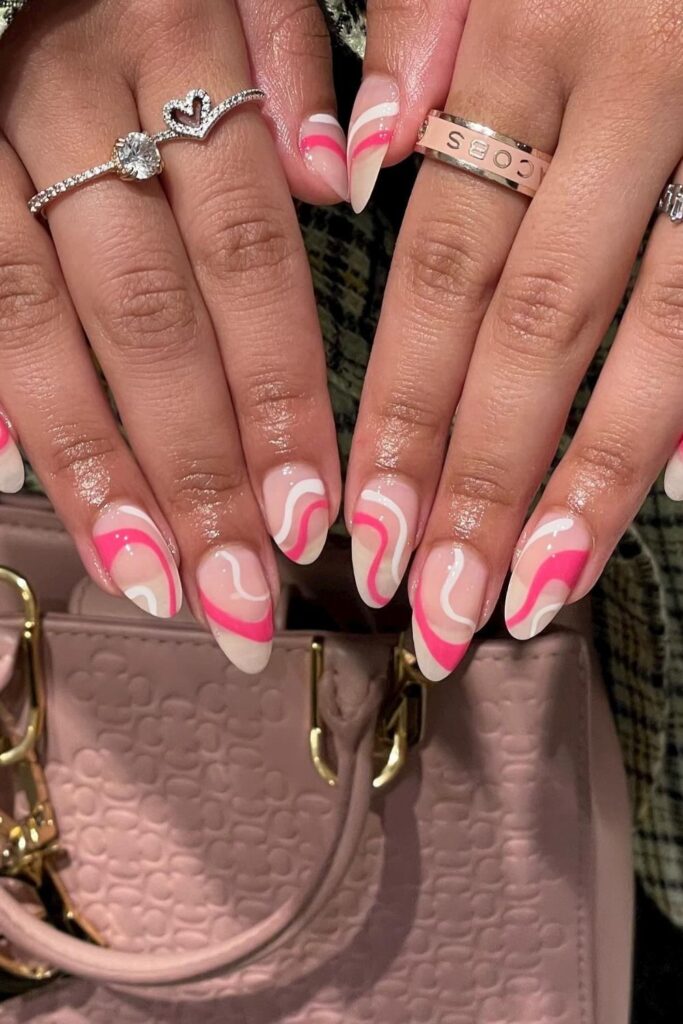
xmin=299 ymin=113 xmax=348 ymax=201
xmin=412 ymin=544 xmax=487 ymax=682
xmin=92 ymin=502 xmax=182 ymax=618
xmin=197 ymin=545 xmax=273 ymax=674
xmin=347 ymin=74 xmax=399 ymax=214
xmin=0 ymin=416 xmax=24 ymax=493
xmin=263 ymin=464 xmax=330 ymax=565
xmin=505 ymin=513 xmax=592 ymax=640
xmin=352 ymin=477 xmax=418 ymax=607
xmin=664 ymin=436 xmax=683 ymax=501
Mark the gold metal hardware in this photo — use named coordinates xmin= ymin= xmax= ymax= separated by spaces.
xmin=0 ymin=567 xmax=104 ymax=990
xmin=309 ymin=635 xmax=429 ymax=791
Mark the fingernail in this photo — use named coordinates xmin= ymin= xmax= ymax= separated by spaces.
xmin=664 ymin=436 xmax=683 ymax=501
xmin=299 ymin=113 xmax=349 ymax=201
xmin=263 ymin=463 xmax=330 ymax=565
xmin=352 ymin=476 xmax=418 ymax=607
xmin=412 ymin=544 xmax=487 ymax=682
xmin=197 ymin=545 xmax=273 ymax=674
xmin=92 ymin=502 xmax=182 ymax=618
xmin=347 ymin=74 xmax=399 ymax=214
xmin=505 ymin=512 xmax=592 ymax=640
xmin=0 ymin=416 xmax=24 ymax=493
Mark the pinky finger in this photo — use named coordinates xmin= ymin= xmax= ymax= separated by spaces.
xmin=664 ymin=436 xmax=683 ymax=501
xmin=0 ymin=408 xmax=24 ymax=493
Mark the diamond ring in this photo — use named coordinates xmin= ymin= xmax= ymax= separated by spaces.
xmin=28 ymin=87 xmax=266 ymax=216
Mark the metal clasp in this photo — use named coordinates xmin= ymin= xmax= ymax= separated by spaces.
xmin=309 ymin=636 xmax=429 ymax=791
xmin=0 ymin=567 xmax=103 ymax=989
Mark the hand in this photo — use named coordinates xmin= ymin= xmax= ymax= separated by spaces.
xmin=346 ymin=0 xmax=683 ymax=679
xmin=0 ymin=0 xmax=347 ymax=672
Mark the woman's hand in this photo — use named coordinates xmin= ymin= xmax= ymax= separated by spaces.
xmin=0 ymin=0 xmax=347 ymax=672
xmin=346 ymin=0 xmax=683 ymax=679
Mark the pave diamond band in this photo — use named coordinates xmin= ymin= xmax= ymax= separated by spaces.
xmin=28 ymin=87 xmax=265 ymax=216
xmin=659 ymin=183 xmax=683 ymax=224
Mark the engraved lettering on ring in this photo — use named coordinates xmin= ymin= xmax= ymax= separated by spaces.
xmin=447 ymin=130 xmax=464 ymax=151
xmin=493 ymin=149 xmax=513 ymax=170
xmin=469 ymin=139 xmax=489 ymax=161
xmin=517 ymin=158 xmax=534 ymax=180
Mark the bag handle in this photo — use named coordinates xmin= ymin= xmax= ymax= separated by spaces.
xmin=0 ymin=567 xmax=385 ymax=987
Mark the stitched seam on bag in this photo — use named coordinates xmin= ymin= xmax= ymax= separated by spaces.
xmin=575 ymin=642 xmax=591 ymax=1024
xmin=0 ymin=519 xmax=67 ymax=536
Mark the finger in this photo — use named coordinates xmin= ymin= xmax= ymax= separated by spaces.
xmin=0 ymin=134 xmax=181 ymax=614
xmin=6 ymin=63 xmax=275 ymax=670
xmin=132 ymin=2 xmax=339 ymax=564
xmin=347 ymin=0 xmax=470 ymax=211
xmin=237 ymin=0 xmax=348 ymax=202
xmin=346 ymin=9 xmax=564 ymax=609
xmin=506 ymin=189 xmax=683 ymax=636
xmin=0 ymin=407 xmax=24 ymax=493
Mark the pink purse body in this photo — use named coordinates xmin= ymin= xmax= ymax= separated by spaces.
xmin=0 ymin=496 xmax=633 ymax=1023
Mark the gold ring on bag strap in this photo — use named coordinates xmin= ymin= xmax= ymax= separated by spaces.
xmin=309 ymin=636 xmax=429 ymax=791
xmin=0 ymin=567 xmax=103 ymax=991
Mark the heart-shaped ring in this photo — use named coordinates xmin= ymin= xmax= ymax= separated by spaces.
xmin=163 ymin=88 xmax=214 ymax=140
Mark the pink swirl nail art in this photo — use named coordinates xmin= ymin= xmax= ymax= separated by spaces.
xmin=351 ymin=477 xmax=418 ymax=608
xmin=92 ymin=503 xmax=182 ymax=618
xmin=664 ymin=435 xmax=683 ymax=502
xmin=197 ymin=545 xmax=273 ymax=674
xmin=347 ymin=75 xmax=399 ymax=214
xmin=299 ymin=114 xmax=348 ymax=200
xmin=0 ymin=414 xmax=24 ymax=494
xmin=505 ymin=513 xmax=592 ymax=641
xmin=263 ymin=464 xmax=330 ymax=565
xmin=411 ymin=544 xmax=487 ymax=683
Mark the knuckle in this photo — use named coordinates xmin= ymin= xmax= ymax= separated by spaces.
xmin=443 ymin=457 xmax=518 ymax=517
xmin=170 ymin=459 xmax=248 ymax=514
xmin=400 ymin=226 xmax=493 ymax=315
xmin=240 ymin=368 xmax=314 ymax=438
xmin=45 ymin=425 xmax=118 ymax=484
xmin=570 ymin=437 xmax=636 ymax=492
xmin=0 ymin=256 xmax=61 ymax=342
xmin=95 ymin=265 xmax=198 ymax=359
xmin=493 ymin=269 xmax=586 ymax=359
xmin=270 ymin=0 xmax=330 ymax=61
xmin=193 ymin=188 xmax=296 ymax=294
xmin=371 ymin=391 xmax=447 ymax=445
xmin=634 ymin=264 xmax=683 ymax=347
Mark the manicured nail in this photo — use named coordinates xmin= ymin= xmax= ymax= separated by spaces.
xmin=347 ymin=74 xmax=399 ymax=214
xmin=197 ymin=545 xmax=273 ymax=674
xmin=0 ymin=416 xmax=24 ymax=493
xmin=505 ymin=513 xmax=592 ymax=641
xmin=299 ymin=113 xmax=348 ymax=201
xmin=412 ymin=544 xmax=487 ymax=682
xmin=664 ymin=436 xmax=683 ymax=501
xmin=92 ymin=502 xmax=182 ymax=618
xmin=352 ymin=476 xmax=418 ymax=607
xmin=263 ymin=464 xmax=330 ymax=565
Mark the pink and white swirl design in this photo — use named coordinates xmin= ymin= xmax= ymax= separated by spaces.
xmin=351 ymin=478 xmax=418 ymax=608
xmin=198 ymin=545 xmax=273 ymax=675
xmin=347 ymin=75 xmax=399 ymax=213
xmin=299 ymin=114 xmax=348 ymax=200
xmin=92 ymin=503 xmax=182 ymax=619
xmin=263 ymin=465 xmax=329 ymax=565
xmin=505 ymin=514 xmax=591 ymax=641
xmin=664 ymin=435 xmax=683 ymax=502
xmin=412 ymin=544 xmax=487 ymax=682
xmin=0 ymin=414 xmax=24 ymax=493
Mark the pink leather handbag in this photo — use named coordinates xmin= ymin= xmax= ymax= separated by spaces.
xmin=0 ymin=495 xmax=633 ymax=1023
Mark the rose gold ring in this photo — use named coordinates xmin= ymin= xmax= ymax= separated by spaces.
xmin=415 ymin=111 xmax=553 ymax=199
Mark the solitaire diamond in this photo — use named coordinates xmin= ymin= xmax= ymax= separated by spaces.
xmin=113 ymin=132 xmax=162 ymax=180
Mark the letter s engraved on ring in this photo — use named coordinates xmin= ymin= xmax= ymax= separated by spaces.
xmin=447 ymin=130 xmax=464 ymax=151
xmin=469 ymin=139 xmax=490 ymax=161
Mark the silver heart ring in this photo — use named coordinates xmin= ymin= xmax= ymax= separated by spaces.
xmin=28 ymin=87 xmax=266 ymax=216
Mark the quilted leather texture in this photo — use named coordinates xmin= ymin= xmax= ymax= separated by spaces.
xmin=0 ymin=615 xmax=632 ymax=1024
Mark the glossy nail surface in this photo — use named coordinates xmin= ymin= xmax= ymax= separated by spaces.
xmin=263 ymin=464 xmax=330 ymax=565
xmin=505 ymin=513 xmax=591 ymax=640
xmin=0 ymin=417 xmax=24 ymax=494
xmin=299 ymin=114 xmax=348 ymax=200
xmin=347 ymin=75 xmax=399 ymax=214
xmin=92 ymin=503 xmax=182 ymax=618
xmin=197 ymin=545 xmax=273 ymax=674
xmin=664 ymin=437 xmax=683 ymax=501
xmin=352 ymin=477 xmax=418 ymax=607
xmin=412 ymin=544 xmax=487 ymax=682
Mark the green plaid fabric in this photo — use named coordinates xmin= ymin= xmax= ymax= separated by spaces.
xmin=3 ymin=0 xmax=682 ymax=930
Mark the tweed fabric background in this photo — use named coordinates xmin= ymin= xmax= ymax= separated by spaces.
xmin=1 ymin=0 xmax=681 ymax=930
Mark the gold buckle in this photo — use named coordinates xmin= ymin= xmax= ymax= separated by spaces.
xmin=0 ymin=567 xmax=103 ymax=990
xmin=309 ymin=636 xmax=429 ymax=791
